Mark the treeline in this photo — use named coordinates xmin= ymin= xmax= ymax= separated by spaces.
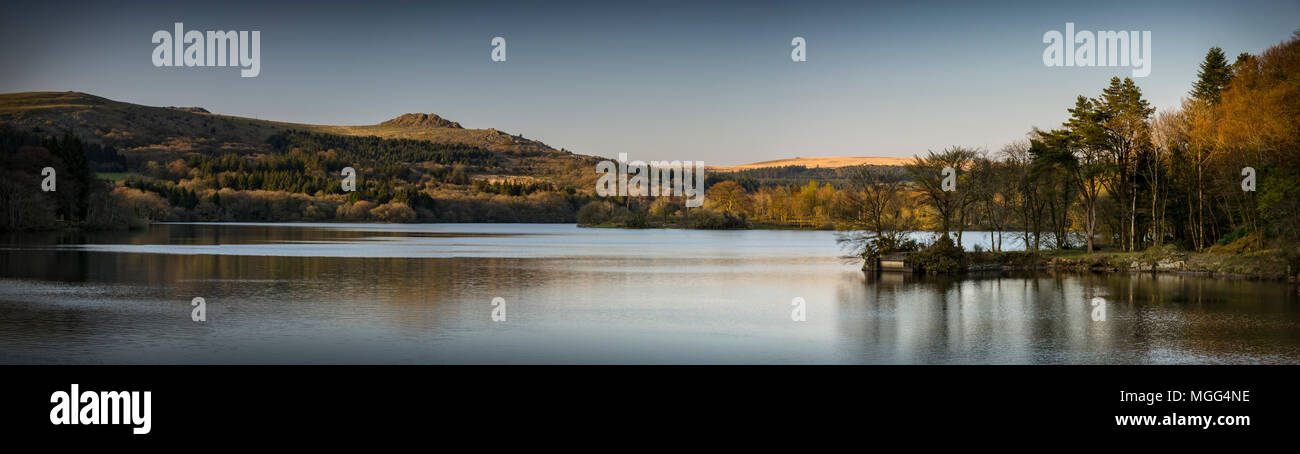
xmin=473 ymin=179 xmax=559 ymax=196
xmin=102 ymin=127 xmax=579 ymax=223
xmin=593 ymin=31 xmax=1300 ymax=260
xmin=841 ymin=32 xmax=1300 ymax=260
xmin=0 ymin=126 xmax=164 ymax=230
xmin=0 ymin=119 xmax=593 ymax=228
xmin=266 ymin=130 xmax=498 ymax=167
xmin=708 ymin=165 xmax=867 ymax=189
xmin=124 ymin=177 xmax=200 ymax=210
xmin=576 ymin=179 xmax=857 ymax=230
xmin=0 ymin=128 xmax=94 ymax=226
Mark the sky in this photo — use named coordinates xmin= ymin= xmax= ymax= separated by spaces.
xmin=0 ymin=0 xmax=1296 ymax=165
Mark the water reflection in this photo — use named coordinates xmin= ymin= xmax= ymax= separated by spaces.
xmin=836 ymin=272 xmax=1300 ymax=364
xmin=0 ymin=223 xmax=1297 ymax=364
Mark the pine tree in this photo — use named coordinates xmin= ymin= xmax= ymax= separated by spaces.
xmin=1190 ymin=47 xmax=1232 ymax=104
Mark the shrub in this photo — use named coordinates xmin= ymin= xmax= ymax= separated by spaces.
xmin=853 ymin=234 xmax=919 ymax=260
xmin=618 ymin=210 xmax=649 ymax=228
xmin=370 ymin=202 xmax=416 ymax=223
xmin=912 ymin=234 xmax=966 ymax=273
xmin=689 ymin=209 xmax=748 ymax=229
xmin=1217 ymin=226 xmax=1250 ymax=246
xmin=336 ymin=200 xmax=377 ymax=220
xmin=576 ymin=201 xmax=616 ymax=225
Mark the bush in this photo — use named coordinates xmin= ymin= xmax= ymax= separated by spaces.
xmin=689 ymin=209 xmax=748 ymax=229
xmin=370 ymin=202 xmax=416 ymax=223
xmin=336 ymin=200 xmax=377 ymax=220
xmin=912 ymin=234 xmax=966 ymax=273
xmin=577 ymin=201 xmax=618 ymax=225
xmin=618 ymin=210 xmax=649 ymax=228
xmin=1217 ymin=226 xmax=1250 ymax=246
xmin=111 ymin=187 xmax=172 ymax=222
xmin=851 ymin=234 xmax=919 ymax=260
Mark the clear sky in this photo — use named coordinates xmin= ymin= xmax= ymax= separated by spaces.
xmin=1 ymin=0 xmax=1296 ymax=165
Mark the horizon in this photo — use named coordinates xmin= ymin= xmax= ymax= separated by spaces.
xmin=1 ymin=0 xmax=1296 ymax=165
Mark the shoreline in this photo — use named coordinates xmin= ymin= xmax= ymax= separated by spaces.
xmin=867 ymin=248 xmax=1297 ymax=282
xmin=9 ymin=220 xmax=1293 ymax=283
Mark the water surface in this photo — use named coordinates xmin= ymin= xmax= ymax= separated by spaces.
xmin=1 ymin=223 xmax=1297 ymax=364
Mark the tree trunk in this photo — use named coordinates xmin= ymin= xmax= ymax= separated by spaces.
xmin=1086 ymin=197 xmax=1096 ymax=254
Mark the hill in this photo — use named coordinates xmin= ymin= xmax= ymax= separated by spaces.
xmin=0 ymin=91 xmax=558 ymax=155
xmin=0 ymin=91 xmax=609 ymax=228
xmin=710 ymin=156 xmax=912 ymax=172
xmin=0 ymin=90 xmax=910 ymax=230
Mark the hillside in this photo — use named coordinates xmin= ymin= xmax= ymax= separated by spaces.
xmin=0 ymin=91 xmax=559 ymax=155
xmin=710 ymin=156 xmax=912 ymax=172
xmin=0 ymin=91 xmax=614 ymax=228
xmin=0 ymin=90 xmax=908 ymax=230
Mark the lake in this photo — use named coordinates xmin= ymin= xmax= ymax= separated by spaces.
xmin=1 ymin=223 xmax=1298 ymax=364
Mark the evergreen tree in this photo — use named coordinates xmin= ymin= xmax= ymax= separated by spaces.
xmin=1190 ymin=47 xmax=1232 ymax=104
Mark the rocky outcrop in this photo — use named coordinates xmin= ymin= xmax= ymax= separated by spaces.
xmin=379 ymin=113 xmax=463 ymax=129
xmin=167 ymin=106 xmax=210 ymax=114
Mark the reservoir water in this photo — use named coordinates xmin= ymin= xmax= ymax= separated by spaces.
xmin=1 ymin=223 xmax=1298 ymax=364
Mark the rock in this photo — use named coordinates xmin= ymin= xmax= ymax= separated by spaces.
xmin=167 ymin=106 xmax=210 ymax=114
xmin=1157 ymin=260 xmax=1185 ymax=270
xmin=379 ymin=113 xmax=463 ymax=129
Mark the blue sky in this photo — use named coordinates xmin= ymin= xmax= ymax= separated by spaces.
xmin=1 ymin=0 xmax=1296 ymax=164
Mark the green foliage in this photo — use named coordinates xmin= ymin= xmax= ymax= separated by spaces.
xmin=474 ymin=179 xmax=555 ymax=196
xmin=216 ymin=169 xmax=340 ymax=195
xmin=576 ymin=201 xmax=627 ymax=225
xmin=1258 ymin=170 xmax=1300 ymax=242
xmin=911 ymin=234 xmax=966 ymax=273
xmin=1191 ymin=47 xmax=1232 ymax=104
xmin=621 ymin=210 xmax=649 ymax=228
xmin=689 ymin=209 xmax=749 ymax=229
xmin=0 ymin=126 xmax=104 ymax=227
xmin=124 ymin=177 xmax=200 ymax=209
xmin=266 ymin=130 xmax=496 ymax=167
xmin=708 ymin=166 xmax=861 ymax=190
xmin=858 ymin=235 xmax=919 ymax=260
xmin=1216 ymin=226 xmax=1251 ymax=246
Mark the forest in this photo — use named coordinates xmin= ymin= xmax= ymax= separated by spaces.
xmin=835 ymin=33 xmax=1300 ymax=261
xmin=0 ymin=125 xmax=588 ymax=228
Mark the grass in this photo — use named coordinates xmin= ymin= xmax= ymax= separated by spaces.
xmin=967 ymin=243 xmax=1291 ymax=280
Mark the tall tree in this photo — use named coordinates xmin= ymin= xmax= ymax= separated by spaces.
xmin=1001 ymin=140 xmax=1046 ymax=252
xmin=1191 ymin=47 xmax=1233 ymax=105
xmin=969 ymin=155 xmax=1013 ymax=252
xmin=1097 ymin=77 xmax=1155 ymax=251
xmin=1037 ymin=119 xmax=1106 ymax=253
xmin=906 ymin=146 xmax=978 ymax=247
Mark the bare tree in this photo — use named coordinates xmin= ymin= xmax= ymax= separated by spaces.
xmin=905 ymin=146 xmax=979 ymax=247
xmin=836 ymin=165 xmax=916 ymax=260
xmin=1001 ymin=140 xmax=1044 ymax=252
